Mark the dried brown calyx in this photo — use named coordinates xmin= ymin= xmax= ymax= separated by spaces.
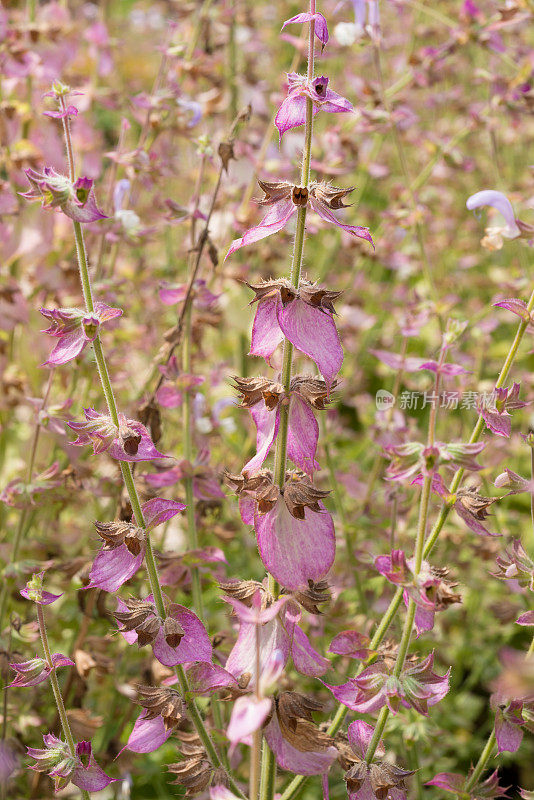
xmin=345 ymin=760 xmax=415 ymax=800
xmin=289 ymin=579 xmax=331 ymax=614
xmin=167 ymin=731 xmax=216 ymax=796
xmin=118 ymin=421 xmax=142 ymax=456
xmin=113 ymin=597 xmax=184 ymax=648
xmin=94 ymin=520 xmax=146 ymax=556
xmin=138 ymin=399 xmax=162 ymax=444
xmin=298 ymin=279 xmax=342 ymax=313
xmin=226 ymin=469 xmax=330 ymax=520
xmin=246 ymin=278 xmax=296 ymax=306
xmin=276 ymin=692 xmax=334 ymax=753
xmin=292 ymin=185 xmax=309 ymax=206
xmin=310 ymin=182 xmax=354 ymax=210
xmin=136 ymin=685 xmax=185 ymax=731
xmin=218 ymin=578 xmax=264 ymax=607
xmin=232 ymin=376 xmax=285 ymax=409
xmin=456 ymin=486 xmax=495 ymax=520
xmin=257 ymin=179 xmax=293 ymax=206
xmin=290 ymin=376 xmax=334 ymax=409
xmin=425 ymin=567 xmax=462 ymax=611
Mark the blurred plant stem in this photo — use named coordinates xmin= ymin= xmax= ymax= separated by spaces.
xmin=279 ymin=278 xmax=534 ymax=799
xmin=37 ymin=603 xmax=91 ymax=800
xmin=186 ymin=0 xmax=214 ymax=61
xmin=228 ymin=0 xmax=239 ymax=121
xmin=61 ymin=99 xmax=244 ymax=798
xmin=371 ymin=41 xmax=438 ymax=309
xmin=0 ymin=369 xmax=54 ymax=634
xmin=260 ymin=7 xmax=317 ymax=800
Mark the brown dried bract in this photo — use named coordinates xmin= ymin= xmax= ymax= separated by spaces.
xmin=257 ymin=179 xmax=292 ymax=206
xmin=168 ymin=731 xmax=213 ymax=796
xmin=298 ymin=279 xmax=342 ymax=313
xmin=94 ymin=520 xmax=146 ymax=556
xmin=310 ymin=182 xmax=355 ymax=210
xmin=137 ymin=685 xmax=185 ymax=731
xmin=291 ymin=376 xmax=334 ymax=409
xmin=113 ymin=597 xmax=160 ymax=647
xmin=292 ymin=185 xmax=309 ymax=207
xmin=456 ymin=486 xmax=495 ymax=520
xmin=246 ymin=278 xmax=296 ymax=305
xmin=345 ymin=760 xmax=415 ymax=800
xmin=276 ymin=692 xmax=334 ymax=754
xmin=282 ymin=471 xmax=330 ymax=519
xmin=219 ymin=578 xmax=264 ymax=607
xmin=291 ymin=579 xmax=331 ymax=614
xmin=232 ymin=376 xmax=285 ymax=409
xmin=225 ymin=469 xmax=280 ymax=512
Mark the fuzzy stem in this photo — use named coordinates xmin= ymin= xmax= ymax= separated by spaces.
xmin=37 ymin=604 xmax=91 ymax=800
xmin=259 ymin=8 xmax=316 ymax=800
xmin=465 ymin=730 xmax=497 ymax=792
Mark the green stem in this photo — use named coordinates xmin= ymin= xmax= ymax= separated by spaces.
xmin=260 ymin=8 xmax=316 ymax=800
xmin=37 ymin=604 xmax=90 ymax=800
xmin=465 ymin=730 xmax=497 ymax=792
xmin=183 ymin=302 xmax=203 ymax=613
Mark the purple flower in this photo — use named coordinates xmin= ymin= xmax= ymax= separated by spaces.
xmin=467 ymin=190 xmax=521 ymax=239
xmin=477 ymin=382 xmax=528 ymax=437
xmin=494 ymin=540 xmax=534 ymax=590
xmin=228 ymin=471 xmax=335 ymax=591
xmin=281 ymin=13 xmax=329 ymax=47
xmin=426 ymin=770 xmax=509 ymax=799
xmin=226 ymin=181 xmax=372 ymax=258
xmin=87 ymin=498 xmax=186 ymax=592
xmin=491 ymin=694 xmax=528 ymax=754
xmin=20 ymin=572 xmax=62 ymax=605
xmin=375 ymin=550 xmax=461 ymax=636
xmin=9 ymin=653 xmax=74 ymax=688
xmin=325 ymin=652 xmax=450 ymax=716
xmin=28 ymin=734 xmax=114 ymax=793
xmin=275 ymin=73 xmax=352 ymax=140
xmin=234 ymin=376 xmax=332 ymax=474
xmin=386 ymin=441 xmax=485 ymax=483
xmin=68 ymin=408 xmax=166 ymax=462
xmin=115 ymin=595 xmax=212 ymax=667
xmin=344 ymin=720 xmax=413 ymax=800
xmin=21 ymin=168 xmax=107 ymax=224
xmin=241 ymin=278 xmax=346 ymax=390
xmin=40 ymin=302 xmax=122 ymax=366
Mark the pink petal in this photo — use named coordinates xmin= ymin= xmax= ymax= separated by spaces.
xmin=87 ymin=544 xmax=144 ymax=592
xmin=347 ymin=721 xmax=382 ymax=759
xmin=255 ymin=498 xmax=335 ymax=591
xmin=141 ymin=497 xmax=186 ymax=532
xmin=94 ymin=301 xmax=123 ymax=324
xmin=44 ymin=330 xmax=86 ymax=366
xmin=243 ymin=405 xmax=280 ymax=474
xmin=328 ymin=631 xmax=371 ymax=659
xmin=152 ymin=604 xmax=212 ymax=667
xmin=239 ymin=495 xmax=255 ymax=525
xmin=226 ymin=200 xmax=295 ymax=256
xmin=287 ymin=395 xmax=319 ymax=474
xmin=493 ymin=298 xmax=531 ymax=322
xmin=185 ymin=661 xmax=238 ymax=695
xmin=425 ymin=773 xmax=465 ymax=793
xmin=123 ymin=713 xmax=171 ymax=754
xmin=284 ymin=603 xmax=329 ymax=676
xmin=156 ymin=385 xmax=183 ymax=408
xmin=264 ymin=713 xmax=338 ymax=775
xmin=226 ymin=616 xmax=290 ymax=690
xmin=309 ymin=197 xmax=373 ymax=245
xmin=227 ymin=695 xmax=272 ymax=745
xmin=275 ymin=94 xmax=309 ymax=139
xmin=281 ymin=13 xmax=329 ymax=45
xmin=517 ymin=611 xmax=534 ymax=625
xmin=250 ymin=296 xmax=285 ymax=363
xmin=277 ymin=298 xmax=343 ymax=390
xmin=495 ymin=713 xmax=523 ymax=754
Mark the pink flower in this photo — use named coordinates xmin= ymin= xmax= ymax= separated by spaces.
xmin=228 ymin=471 xmax=335 ymax=591
xmin=426 ymin=770 xmax=509 ymax=799
xmin=9 ymin=654 xmax=74 ymax=688
xmin=325 ymin=652 xmax=450 ymax=716
xmin=281 ymin=13 xmax=329 ymax=47
xmin=68 ymin=408 xmax=166 ymax=462
xmin=87 ymin=498 xmax=186 ymax=592
xmin=20 ymin=572 xmax=62 ymax=605
xmin=491 ymin=694 xmax=528 ymax=754
xmin=477 ymin=382 xmax=528 ymax=437
xmin=344 ymin=720 xmax=413 ymax=800
xmin=234 ymin=375 xmax=332 ymax=475
xmin=40 ymin=302 xmax=122 ymax=366
xmin=28 ymin=734 xmax=114 ymax=793
xmin=226 ymin=180 xmax=372 ymax=258
xmin=374 ymin=549 xmax=461 ymax=636
xmin=21 ymin=168 xmax=107 ymax=223
xmin=114 ymin=595 xmax=212 ymax=667
xmin=275 ymin=74 xmax=352 ymax=140
xmin=242 ymin=277 xmax=346 ymax=390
